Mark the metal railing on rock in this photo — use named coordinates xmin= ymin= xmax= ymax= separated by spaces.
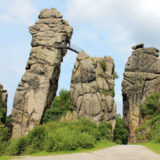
xmin=67 ymin=43 xmax=83 ymax=54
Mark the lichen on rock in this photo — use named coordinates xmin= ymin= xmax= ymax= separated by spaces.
xmin=70 ymin=51 xmax=117 ymax=129
xmin=11 ymin=8 xmax=73 ymax=138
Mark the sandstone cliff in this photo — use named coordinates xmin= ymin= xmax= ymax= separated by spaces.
xmin=12 ymin=8 xmax=73 ymax=138
xmin=70 ymin=51 xmax=116 ymax=129
xmin=122 ymin=44 xmax=160 ymax=143
xmin=0 ymin=84 xmax=8 ymax=124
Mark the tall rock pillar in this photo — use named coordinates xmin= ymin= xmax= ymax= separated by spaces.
xmin=70 ymin=51 xmax=116 ymax=129
xmin=12 ymin=8 xmax=73 ymax=138
xmin=122 ymin=44 xmax=160 ymax=143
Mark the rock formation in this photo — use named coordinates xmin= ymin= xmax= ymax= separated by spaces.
xmin=12 ymin=8 xmax=73 ymax=138
xmin=0 ymin=84 xmax=8 ymax=124
xmin=122 ymin=43 xmax=160 ymax=143
xmin=70 ymin=51 xmax=117 ymax=129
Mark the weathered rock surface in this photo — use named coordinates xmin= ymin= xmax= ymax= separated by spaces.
xmin=0 ymin=84 xmax=8 ymax=124
xmin=122 ymin=44 xmax=160 ymax=143
xmin=70 ymin=51 xmax=116 ymax=129
xmin=12 ymin=8 xmax=73 ymax=138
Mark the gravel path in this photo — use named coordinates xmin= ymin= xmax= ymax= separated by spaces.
xmin=13 ymin=145 xmax=160 ymax=160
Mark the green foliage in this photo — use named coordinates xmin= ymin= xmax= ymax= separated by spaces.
xmin=0 ymin=126 xmax=10 ymax=155
xmin=136 ymin=115 xmax=160 ymax=143
xmin=5 ymin=137 xmax=28 ymax=155
xmin=103 ymin=89 xmax=110 ymax=96
xmin=136 ymin=93 xmax=160 ymax=143
xmin=103 ymin=89 xmax=115 ymax=97
xmin=100 ymin=60 xmax=106 ymax=72
xmin=2 ymin=119 xmax=113 ymax=155
xmin=5 ymin=115 xmax=12 ymax=134
xmin=98 ymin=122 xmax=112 ymax=141
xmin=42 ymin=90 xmax=75 ymax=123
xmin=111 ymin=89 xmax=115 ymax=97
xmin=113 ymin=72 xmax=119 ymax=79
xmin=0 ymin=93 xmax=7 ymax=124
xmin=113 ymin=114 xmax=128 ymax=144
xmin=140 ymin=93 xmax=160 ymax=118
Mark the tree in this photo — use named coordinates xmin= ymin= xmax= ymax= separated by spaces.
xmin=113 ymin=114 xmax=128 ymax=144
xmin=42 ymin=89 xmax=75 ymax=123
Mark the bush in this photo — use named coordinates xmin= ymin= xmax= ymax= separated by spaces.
xmin=3 ymin=119 xmax=113 ymax=155
xmin=27 ymin=126 xmax=47 ymax=152
xmin=100 ymin=60 xmax=106 ymax=72
xmin=5 ymin=137 xmax=28 ymax=155
xmin=113 ymin=115 xmax=128 ymax=144
xmin=45 ymin=128 xmax=95 ymax=152
xmin=140 ymin=93 xmax=160 ymax=118
xmin=98 ymin=122 xmax=112 ymax=141
xmin=0 ymin=115 xmax=12 ymax=155
xmin=42 ymin=89 xmax=75 ymax=123
xmin=0 ymin=126 xmax=10 ymax=155
xmin=136 ymin=93 xmax=160 ymax=143
xmin=136 ymin=115 xmax=160 ymax=143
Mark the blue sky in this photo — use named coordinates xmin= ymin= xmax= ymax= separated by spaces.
xmin=0 ymin=0 xmax=160 ymax=115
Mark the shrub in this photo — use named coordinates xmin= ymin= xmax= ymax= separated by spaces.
xmin=27 ymin=126 xmax=47 ymax=152
xmin=136 ymin=115 xmax=160 ymax=143
xmin=45 ymin=128 xmax=95 ymax=152
xmin=42 ymin=89 xmax=75 ymax=123
xmin=113 ymin=72 xmax=119 ymax=79
xmin=140 ymin=93 xmax=160 ymax=118
xmin=136 ymin=93 xmax=160 ymax=143
xmin=0 ymin=126 xmax=10 ymax=155
xmin=100 ymin=60 xmax=106 ymax=72
xmin=5 ymin=137 xmax=28 ymax=155
xmin=113 ymin=115 xmax=128 ymax=144
xmin=98 ymin=122 xmax=112 ymax=141
xmin=4 ymin=119 xmax=113 ymax=155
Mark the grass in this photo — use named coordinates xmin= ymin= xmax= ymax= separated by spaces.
xmin=27 ymin=140 xmax=116 ymax=156
xmin=139 ymin=142 xmax=160 ymax=154
xmin=0 ymin=156 xmax=19 ymax=160
xmin=0 ymin=140 xmax=116 ymax=159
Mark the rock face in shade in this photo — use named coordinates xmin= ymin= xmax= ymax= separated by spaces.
xmin=122 ymin=44 xmax=160 ymax=143
xmin=70 ymin=51 xmax=117 ymax=129
xmin=12 ymin=8 xmax=73 ymax=138
xmin=0 ymin=84 xmax=8 ymax=124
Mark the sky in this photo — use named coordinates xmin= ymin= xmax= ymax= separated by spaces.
xmin=0 ymin=0 xmax=160 ymax=115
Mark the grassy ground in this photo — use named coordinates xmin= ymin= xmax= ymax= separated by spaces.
xmin=28 ymin=140 xmax=116 ymax=156
xmin=0 ymin=140 xmax=116 ymax=160
xmin=0 ymin=156 xmax=19 ymax=160
xmin=140 ymin=142 xmax=160 ymax=154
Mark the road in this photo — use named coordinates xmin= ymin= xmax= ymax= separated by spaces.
xmin=13 ymin=145 xmax=160 ymax=160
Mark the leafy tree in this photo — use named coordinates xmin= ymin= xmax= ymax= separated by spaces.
xmin=42 ymin=89 xmax=75 ymax=123
xmin=113 ymin=114 xmax=128 ymax=144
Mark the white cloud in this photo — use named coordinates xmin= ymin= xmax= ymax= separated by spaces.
xmin=0 ymin=0 xmax=37 ymax=25
xmin=66 ymin=0 xmax=160 ymax=48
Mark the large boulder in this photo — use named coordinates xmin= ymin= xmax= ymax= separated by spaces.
xmin=122 ymin=44 xmax=160 ymax=143
xmin=70 ymin=51 xmax=116 ymax=129
xmin=11 ymin=8 xmax=73 ymax=138
xmin=0 ymin=84 xmax=8 ymax=124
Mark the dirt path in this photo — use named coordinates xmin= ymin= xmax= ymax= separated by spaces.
xmin=13 ymin=145 xmax=160 ymax=160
